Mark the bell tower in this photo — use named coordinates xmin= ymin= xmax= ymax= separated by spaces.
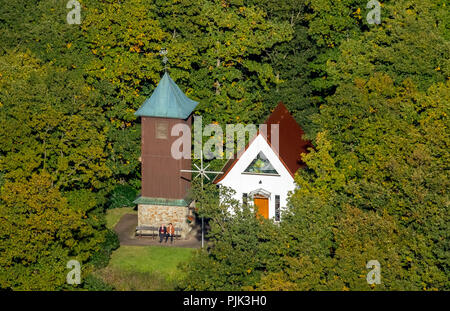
xmin=134 ymin=72 xmax=198 ymax=237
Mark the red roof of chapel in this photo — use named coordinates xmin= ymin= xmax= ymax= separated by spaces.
xmin=214 ymin=102 xmax=312 ymax=183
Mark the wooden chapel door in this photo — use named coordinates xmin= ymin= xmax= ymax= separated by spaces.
xmin=254 ymin=196 xmax=269 ymax=219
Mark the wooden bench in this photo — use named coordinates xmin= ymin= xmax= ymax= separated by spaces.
xmin=174 ymin=228 xmax=182 ymax=240
xmin=135 ymin=226 xmax=157 ymax=239
xmin=135 ymin=226 xmax=183 ymax=241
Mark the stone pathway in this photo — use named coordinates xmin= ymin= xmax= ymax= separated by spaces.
xmin=113 ymin=214 xmax=202 ymax=248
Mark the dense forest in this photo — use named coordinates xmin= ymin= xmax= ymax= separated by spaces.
xmin=0 ymin=0 xmax=448 ymax=290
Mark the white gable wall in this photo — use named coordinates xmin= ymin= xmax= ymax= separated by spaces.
xmin=217 ymin=134 xmax=296 ymax=220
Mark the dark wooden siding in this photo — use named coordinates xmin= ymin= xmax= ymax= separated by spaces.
xmin=141 ymin=116 xmax=192 ymax=199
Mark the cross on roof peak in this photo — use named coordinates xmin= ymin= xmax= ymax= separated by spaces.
xmin=159 ymin=48 xmax=168 ymax=71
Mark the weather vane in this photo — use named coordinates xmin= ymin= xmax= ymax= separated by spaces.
xmin=159 ymin=48 xmax=168 ymax=71
xmin=180 ymin=150 xmax=223 ymax=248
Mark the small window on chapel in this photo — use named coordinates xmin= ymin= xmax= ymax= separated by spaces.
xmin=242 ymin=193 xmax=248 ymax=206
xmin=155 ymin=121 xmax=168 ymax=139
xmin=275 ymin=195 xmax=281 ymax=222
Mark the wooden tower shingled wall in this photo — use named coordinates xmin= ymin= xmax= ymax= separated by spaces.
xmin=140 ymin=116 xmax=192 ymax=199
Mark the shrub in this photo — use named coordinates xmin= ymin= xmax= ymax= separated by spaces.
xmin=90 ymin=229 xmax=120 ymax=269
xmin=108 ymin=185 xmax=137 ymax=209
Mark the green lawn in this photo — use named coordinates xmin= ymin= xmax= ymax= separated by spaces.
xmin=100 ymin=208 xmax=195 ymax=290
xmin=95 ymin=245 xmax=195 ymax=290
xmin=109 ymin=245 xmax=194 ymax=278
xmin=105 ymin=207 xmax=137 ymax=229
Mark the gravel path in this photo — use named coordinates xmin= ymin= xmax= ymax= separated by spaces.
xmin=113 ymin=213 xmax=202 ymax=248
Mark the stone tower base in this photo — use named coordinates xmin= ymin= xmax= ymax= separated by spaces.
xmin=137 ymin=203 xmax=194 ymax=239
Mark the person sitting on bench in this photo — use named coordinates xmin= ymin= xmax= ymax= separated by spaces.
xmin=166 ymin=223 xmax=175 ymax=244
xmin=158 ymin=224 xmax=167 ymax=243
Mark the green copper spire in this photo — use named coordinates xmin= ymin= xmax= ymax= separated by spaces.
xmin=134 ymin=72 xmax=198 ymax=119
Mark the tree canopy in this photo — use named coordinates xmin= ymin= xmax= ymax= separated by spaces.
xmin=0 ymin=0 xmax=448 ymax=290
